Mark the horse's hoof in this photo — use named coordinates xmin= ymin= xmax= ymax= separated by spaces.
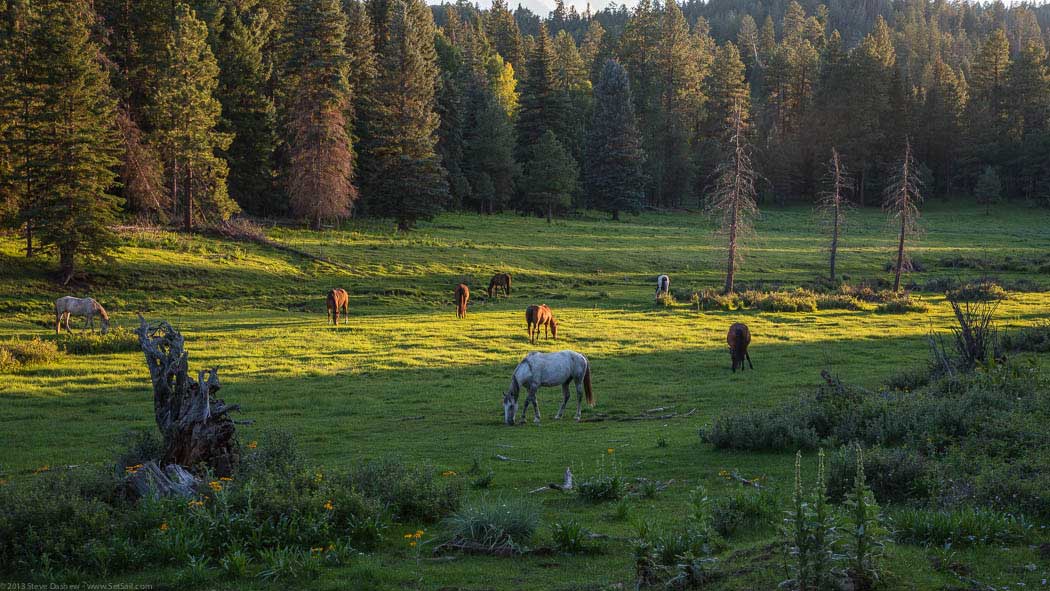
xmin=574 ymin=416 xmax=581 ymax=422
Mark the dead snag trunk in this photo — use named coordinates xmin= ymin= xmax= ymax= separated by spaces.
xmin=135 ymin=315 xmax=242 ymax=478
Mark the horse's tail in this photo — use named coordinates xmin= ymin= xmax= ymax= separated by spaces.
xmin=583 ymin=361 xmax=594 ymax=406
xmin=506 ymin=274 xmax=512 ymax=294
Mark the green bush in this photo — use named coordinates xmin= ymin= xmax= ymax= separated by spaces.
xmin=875 ymin=293 xmax=928 ymax=313
xmin=57 ymin=327 xmax=139 ymax=355
xmin=892 ymin=507 xmax=1033 ymax=546
xmin=1001 ymin=320 xmax=1050 ymax=353
xmin=947 ymin=280 xmax=1008 ymax=302
xmin=348 ymin=458 xmax=461 ymax=522
xmin=442 ymin=496 xmax=539 ymax=551
xmin=550 ymin=519 xmax=589 ymax=554
xmin=577 ymin=459 xmax=627 ymax=503
xmin=826 ymin=445 xmax=929 ymax=504
xmin=0 ymin=337 xmax=60 ymax=373
xmin=709 ymin=488 xmax=779 ymax=538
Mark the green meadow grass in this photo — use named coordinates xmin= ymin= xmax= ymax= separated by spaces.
xmin=1 ymin=202 xmax=1049 ymax=589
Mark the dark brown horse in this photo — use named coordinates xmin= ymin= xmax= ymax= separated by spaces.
xmin=326 ymin=288 xmax=349 ymax=325
xmin=525 ymin=304 xmax=558 ymax=344
xmin=488 ymin=273 xmax=512 ymax=298
xmin=455 ymin=284 xmax=470 ymax=318
xmin=727 ymin=322 xmax=753 ymax=372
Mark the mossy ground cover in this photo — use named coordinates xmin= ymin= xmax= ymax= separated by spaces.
xmin=1 ymin=203 xmax=1049 ymax=589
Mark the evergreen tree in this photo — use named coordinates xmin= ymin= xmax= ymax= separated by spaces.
xmin=524 ymin=130 xmax=577 ymax=222
xmin=584 ymin=59 xmax=645 ymax=220
xmin=974 ymin=165 xmax=1001 ymax=214
xmin=151 ymin=3 xmax=235 ymax=231
xmin=464 ymin=86 xmax=517 ymax=214
xmin=1006 ymin=41 xmax=1050 ymax=202
xmin=361 ymin=0 xmax=447 ymax=230
xmin=884 ymin=138 xmax=924 ymax=293
xmin=283 ymin=0 xmax=355 ymax=229
xmin=705 ymin=42 xmax=750 ymax=135
xmin=918 ymin=58 xmax=966 ymax=196
xmin=214 ymin=1 xmax=278 ymax=215
xmin=483 ymin=0 xmax=523 ymax=69
xmin=515 ymin=24 xmax=568 ymax=161
xmin=31 ymin=0 xmax=122 ymax=283
xmin=966 ymin=29 xmax=1011 ymax=178
xmin=0 ymin=0 xmax=44 ymax=255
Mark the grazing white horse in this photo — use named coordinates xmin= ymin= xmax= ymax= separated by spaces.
xmin=503 ymin=350 xmax=594 ymax=425
xmin=655 ymin=274 xmax=670 ymax=300
xmin=55 ymin=296 xmax=110 ymax=335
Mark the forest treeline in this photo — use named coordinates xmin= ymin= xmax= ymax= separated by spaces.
xmin=0 ymin=0 xmax=1048 ymax=280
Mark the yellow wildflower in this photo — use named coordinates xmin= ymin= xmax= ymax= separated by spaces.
xmin=324 ymin=500 xmax=334 ymax=511
xmin=606 ymin=448 xmax=614 ymax=455
xmin=247 ymin=441 xmax=258 ymax=450
xmin=403 ymin=533 xmax=413 ymax=539
xmin=311 ymin=547 xmax=324 ymax=554
xmin=314 ymin=471 xmax=324 ymax=484
xmin=187 ymin=499 xmax=205 ymax=508
xmin=327 ymin=544 xmax=335 ymax=552
xmin=159 ymin=522 xmax=169 ymax=531
xmin=414 ymin=530 xmax=424 ymax=539
xmin=34 ymin=465 xmax=50 ymax=474
xmin=208 ymin=481 xmax=223 ymax=493
xmin=441 ymin=470 xmax=457 ymax=477
xmin=409 ymin=541 xmax=417 ymax=548
xmin=219 ymin=476 xmax=233 ymax=482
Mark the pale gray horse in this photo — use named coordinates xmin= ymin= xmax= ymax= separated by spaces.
xmin=502 ymin=350 xmax=594 ymax=425
xmin=655 ymin=274 xmax=670 ymax=301
xmin=55 ymin=296 xmax=110 ymax=335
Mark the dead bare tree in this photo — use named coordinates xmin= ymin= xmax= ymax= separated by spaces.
xmin=883 ymin=138 xmax=924 ymax=292
xmin=133 ymin=316 xmax=243 ymax=486
xmin=706 ymin=104 xmax=758 ymax=295
xmin=818 ymin=148 xmax=852 ymax=282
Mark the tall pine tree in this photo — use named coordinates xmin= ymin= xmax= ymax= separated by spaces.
xmin=361 ymin=0 xmax=447 ymax=230
xmin=32 ymin=0 xmax=123 ymax=283
xmin=584 ymin=59 xmax=645 ymax=220
xmin=214 ymin=1 xmax=278 ymax=215
xmin=151 ymin=3 xmax=235 ymax=231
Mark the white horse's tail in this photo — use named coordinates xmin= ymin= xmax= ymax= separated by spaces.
xmin=583 ymin=360 xmax=594 ymax=406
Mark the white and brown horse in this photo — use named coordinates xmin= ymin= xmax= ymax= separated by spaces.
xmin=55 ymin=296 xmax=110 ymax=335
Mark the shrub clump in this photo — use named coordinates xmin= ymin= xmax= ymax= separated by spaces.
xmin=0 ymin=337 xmax=60 ymax=373
xmin=441 ymin=496 xmax=539 ymax=553
xmin=576 ymin=458 xmax=627 ymax=503
xmin=708 ymin=487 xmax=779 ymax=538
xmin=826 ymin=445 xmax=929 ymax=504
xmin=946 ymin=280 xmax=1007 ymax=302
xmin=0 ymin=432 xmax=457 ymax=579
xmin=1001 ymin=320 xmax=1050 ymax=353
xmin=892 ymin=507 xmax=1033 ymax=546
xmin=347 ymin=458 xmax=461 ymax=522
xmin=57 ymin=326 xmax=139 ymax=355
xmin=874 ymin=293 xmax=928 ymax=313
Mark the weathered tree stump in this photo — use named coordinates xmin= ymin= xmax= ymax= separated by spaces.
xmin=135 ymin=316 xmax=243 ymax=481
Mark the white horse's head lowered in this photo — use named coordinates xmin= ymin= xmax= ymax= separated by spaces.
xmin=502 ymin=382 xmax=520 ymax=425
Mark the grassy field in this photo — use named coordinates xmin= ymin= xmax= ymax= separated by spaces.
xmin=1 ymin=203 xmax=1049 ymax=589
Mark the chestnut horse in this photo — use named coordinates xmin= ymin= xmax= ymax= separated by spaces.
xmin=488 ymin=273 xmax=512 ymax=298
xmin=326 ymin=288 xmax=349 ymax=325
xmin=455 ymin=284 xmax=470 ymax=318
xmin=727 ymin=322 xmax=753 ymax=372
xmin=525 ymin=304 xmax=557 ymax=344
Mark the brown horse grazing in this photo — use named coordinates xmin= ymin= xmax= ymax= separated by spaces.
xmin=326 ymin=288 xmax=349 ymax=325
xmin=727 ymin=322 xmax=753 ymax=372
xmin=525 ymin=304 xmax=558 ymax=344
xmin=455 ymin=284 xmax=470 ymax=318
xmin=488 ymin=273 xmax=512 ymax=298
